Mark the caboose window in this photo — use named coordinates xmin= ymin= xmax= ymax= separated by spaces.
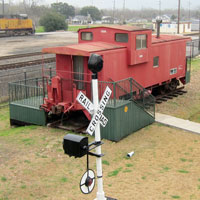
xmin=81 ymin=32 xmax=93 ymax=41
xmin=136 ymin=34 xmax=147 ymax=49
xmin=115 ymin=33 xmax=128 ymax=43
xmin=153 ymin=56 xmax=159 ymax=68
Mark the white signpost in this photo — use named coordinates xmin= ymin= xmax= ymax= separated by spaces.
xmin=76 ymin=85 xmax=112 ymax=200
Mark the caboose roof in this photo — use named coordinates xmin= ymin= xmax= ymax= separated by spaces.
xmin=42 ymin=42 xmax=125 ymax=56
xmin=152 ymin=34 xmax=191 ymax=44
xmin=78 ymin=25 xmax=150 ymax=32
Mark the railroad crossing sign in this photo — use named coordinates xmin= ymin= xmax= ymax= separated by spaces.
xmin=76 ymin=86 xmax=112 ymax=135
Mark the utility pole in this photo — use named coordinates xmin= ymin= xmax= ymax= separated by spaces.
xmin=159 ymin=0 xmax=161 ymax=18
xmin=123 ymin=0 xmax=126 ymax=24
xmin=188 ymin=0 xmax=191 ymax=22
xmin=177 ymin=0 xmax=181 ymax=34
xmin=199 ymin=12 xmax=200 ymax=52
xmin=2 ymin=0 xmax=5 ymax=16
xmin=112 ymin=0 xmax=115 ymax=24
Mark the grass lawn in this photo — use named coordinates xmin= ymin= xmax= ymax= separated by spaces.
xmin=0 ymin=106 xmax=200 ymax=199
xmin=35 ymin=26 xmax=45 ymax=33
xmin=35 ymin=25 xmax=100 ymax=33
xmin=157 ymin=58 xmax=200 ymax=123
xmin=0 ymin=59 xmax=200 ymax=199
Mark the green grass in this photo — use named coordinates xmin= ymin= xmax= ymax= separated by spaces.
xmin=60 ymin=177 xmax=68 ymax=183
xmin=41 ymin=155 xmax=48 ymax=158
xmin=20 ymin=185 xmax=26 ymax=189
xmin=191 ymin=59 xmax=200 ymax=72
xmin=68 ymin=25 xmax=88 ymax=32
xmin=141 ymin=176 xmax=146 ymax=180
xmin=171 ymin=195 xmax=180 ymax=199
xmin=126 ymin=163 xmax=133 ymax=167
xmin=178 ymin=169 xmax=189 ymax=174
xmin=102 ymin=160 xmax=110 ymax=166
xmin=36 ymin=25 xmax=93 ymax=33
xmin=24 ymin=160 xmax=31 ymax=164
xmin=21 ymin=138 xmax=35 ymax=146
xmin=0 ymin=110 xmax=9 ymax=121
xmin=35 ymin=26 xmax=45 ymax=33
xmin=123 ymin=169 xmax=132 ymax=173
xmin=163 ymin=191 xmax=167 ymax=195
xmin=1 ymin=177 xmax=7 ymax=182
xmin=163 ymin=166 xmax=170 ymax=171
xmin=108 ymin=167 xmax=122 ymax=177
xmin=0 ymin=125 xmax=38 ymax=137
xmin=0 ymin=197 xmax=9 ymax=200
xmin=180 ymin=158 xmax=187 ymax=162
xmin=68 ymin=25 xmax=100 ymax=32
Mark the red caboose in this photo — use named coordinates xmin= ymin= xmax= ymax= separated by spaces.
xmin=41 ymin=25 xmax=190 ymax=119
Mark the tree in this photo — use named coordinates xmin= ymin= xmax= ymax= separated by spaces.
xmin=51 ymin=2 xmax=75 ymax=19
xmin=171 ymin=14 xmax=177 ymax=21
xmin=80 ymin=6 xmax=101 ymax=21
xmin=39 ymin=12 xmax=67 ymax=32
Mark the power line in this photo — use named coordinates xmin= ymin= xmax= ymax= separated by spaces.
xmin=2 ymin=0 xmax=5 ymax=15
xmin=158 ymin=0 xmax=161 ymax=18
xmin=112 ymin=0 xmax=115 ymax=23
xmin=177 ymin=0 xmax=181 ymax=34
xmin=188 ymin=0 xmax=191 ymax=22
xmin=123 ymin=0 xmax=125 ymax=23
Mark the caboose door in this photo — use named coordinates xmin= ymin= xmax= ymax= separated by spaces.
xmin=73 ymin=56 xmax=84 ymax=90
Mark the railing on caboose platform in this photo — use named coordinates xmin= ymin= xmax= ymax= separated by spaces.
xmin=99 ymin=78 xmax=155 ymax=118
xmin=9 ymin=77 xmax=48 ymax=108
xmin=9 ymin=72 xmax=155 ymax=118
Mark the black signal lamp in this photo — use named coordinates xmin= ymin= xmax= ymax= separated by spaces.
xmin=88 ymin=54 xmax=103 ymax=74
xmin=63 ymin=134 xmax=88 ymax=158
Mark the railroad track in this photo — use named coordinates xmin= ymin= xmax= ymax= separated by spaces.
xmin=0 ymin=52 xmax=46 ymax=60
xmin=155 ymin=87 xmax=187 ymax=104
xmin=0 ymin=57 xmax=55 ymax=70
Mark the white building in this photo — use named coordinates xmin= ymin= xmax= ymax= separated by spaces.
xmin=153 ymin=22 xmax=191 ymax=34
xmin=71 ymin=15 xmax=92 ymax=25
xmin=152 ymin=15 xmax=171 ymax=23
xmin=191 ymin=20 xmax=200 ymax=31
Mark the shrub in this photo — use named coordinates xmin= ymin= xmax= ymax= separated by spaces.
xmin=39 ymin=12 xmax=68 ymax=32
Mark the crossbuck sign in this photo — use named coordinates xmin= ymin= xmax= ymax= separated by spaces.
xmin=76 ymin=86 xmax=112 ymax=135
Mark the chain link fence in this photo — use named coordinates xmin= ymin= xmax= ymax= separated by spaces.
xmin=187 ymin=39 xmax=200 ymax=58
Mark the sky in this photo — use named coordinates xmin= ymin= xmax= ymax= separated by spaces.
xmin=10 ymin=0 xmax=200 ymax=10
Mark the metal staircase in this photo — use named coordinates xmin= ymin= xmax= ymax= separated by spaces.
xmin=112 ymin=77 xmax=155 ymax=118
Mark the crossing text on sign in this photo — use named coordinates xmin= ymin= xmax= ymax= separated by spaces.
xmin=86 ymin=86 xmax=112 ymax=135
xmin=77 ymin=92 xmax=94 ymax=114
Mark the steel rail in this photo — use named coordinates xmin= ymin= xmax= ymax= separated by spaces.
xmin=0 ymin=52 xmax=48 ymax=61
xmin=0 ymin=57 xmax=55 ymax=70
xmin=155 ymin=86 xmax=187 ymax=104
